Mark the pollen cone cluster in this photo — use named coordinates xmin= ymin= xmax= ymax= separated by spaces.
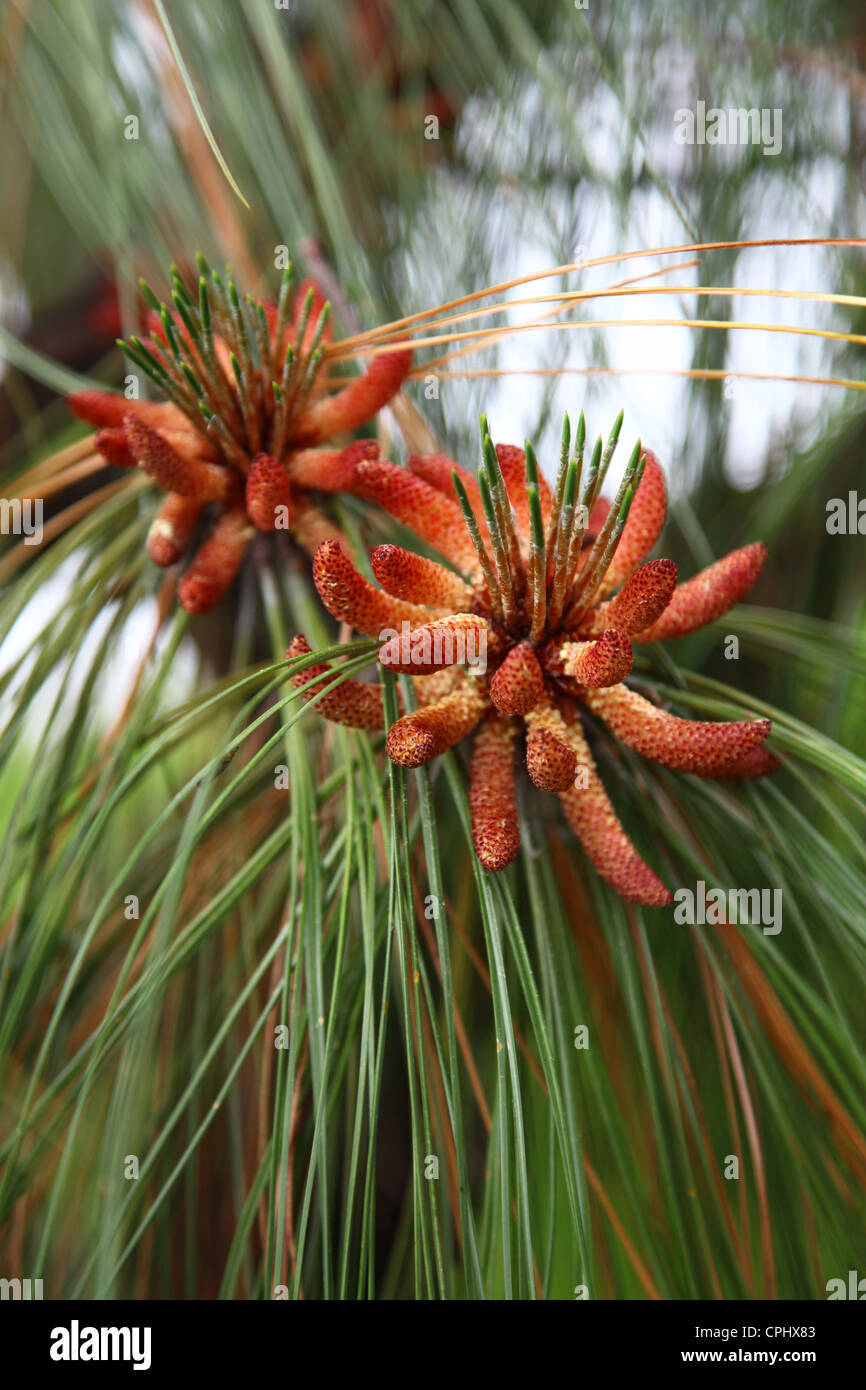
xmin=289 ymin=412 xmax=775 ymax=906
xmin=67 ymin=257 xmax=412 ymax=614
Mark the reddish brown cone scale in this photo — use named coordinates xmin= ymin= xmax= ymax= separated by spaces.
xmin=489 ymin=642 xmax=544 ymax=715
xmin=246 ymin=453 xmax=291 ymax=532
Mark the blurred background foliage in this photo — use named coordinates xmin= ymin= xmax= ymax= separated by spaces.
xmin=0 ymin=0 xmax=865 ymax=1299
